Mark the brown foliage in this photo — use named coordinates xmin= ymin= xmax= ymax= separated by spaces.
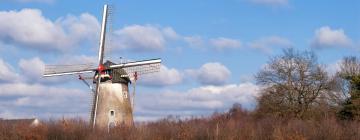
xmin=0 ymin=105 xmax=359 ymax=140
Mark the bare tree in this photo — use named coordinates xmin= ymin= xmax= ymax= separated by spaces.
xmin=255 ymin=49 xmax=333 ymax=118
xmin=339 ymin=57 xmax=360 ymax=78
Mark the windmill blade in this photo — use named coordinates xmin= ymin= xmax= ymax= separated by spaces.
xmin=110 ymin=58 xmax=161 ymax=69
xmin=123 ymin=62 xmax=161 ymax=77
xmin=111 ymin=59 xmax=161 ymax=77
xmin=97 ymin=4 xmax=109 ymax=66
xmin=91 ymin=73 xmax=101 ymax=128
xmin=44 ymin=63 xmax=96 ymax=77
xmin=91 ymin=4 xmax=109 ymax=128
xmin=109 ymin=58 xmax=161 ymax=76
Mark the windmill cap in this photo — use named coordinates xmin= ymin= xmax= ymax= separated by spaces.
xmin=98 ymin=64 xmax=105 ymax=72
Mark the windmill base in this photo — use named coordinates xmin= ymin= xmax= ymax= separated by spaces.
xmin=94 ymin=82 xmax=133 ymax=128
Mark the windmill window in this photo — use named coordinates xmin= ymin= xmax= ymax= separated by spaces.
xmin=123 ymin=91 xmax=128 ymax=98
xmin=110 ymin=110 xmax=115 ymax=116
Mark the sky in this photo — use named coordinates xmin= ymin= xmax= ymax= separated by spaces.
xmin=0 ymin=0 xmax=359 ymax=121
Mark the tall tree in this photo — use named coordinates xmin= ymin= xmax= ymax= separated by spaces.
xmin=255 ymin=49 xmax=333 ymax=118
xmin=337 ymin=56 xmax=360 ymax=120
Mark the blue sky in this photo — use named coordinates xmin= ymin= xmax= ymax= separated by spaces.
xmin=0 ymin=0 xmax=359 ymax=121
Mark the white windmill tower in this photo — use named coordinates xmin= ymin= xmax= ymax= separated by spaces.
xmin=43 ymin=5 xmax=161 ymax=128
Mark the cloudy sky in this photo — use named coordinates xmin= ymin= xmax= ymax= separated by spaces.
xmin=0 ymin=0 xmax=359 ymax=121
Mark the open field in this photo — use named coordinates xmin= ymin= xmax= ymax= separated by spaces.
xmin=1 ymin=105 xmax=359 ymax=140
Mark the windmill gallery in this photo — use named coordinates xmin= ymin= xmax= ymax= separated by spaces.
xmin=43 ymin=5 xmax=161 ymax=128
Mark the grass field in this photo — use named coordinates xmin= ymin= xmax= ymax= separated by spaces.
xmin=1 ymin=106 xmax=359 ymax=140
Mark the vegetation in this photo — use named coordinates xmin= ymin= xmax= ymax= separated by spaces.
xmin=337 ymin=56 xmax=360 ymax=120
xmin=0 ymin=105 xmax=359 ymax=140
xmin=255 ymin=49 xmax=335 ymax=119
xmin=0 ymin=49 xmax=359 ymax=140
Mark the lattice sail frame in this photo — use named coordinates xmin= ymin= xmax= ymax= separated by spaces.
xmin=44 ymin=63 xmax=96 ymax=77
xmin=123 ymin=62 xmax=161 ymax=77
xmin=44 ymin=59 xmax=161 ymax=78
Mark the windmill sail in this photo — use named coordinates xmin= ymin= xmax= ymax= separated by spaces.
xmin=44 ymin=59 xmax=162 ymax=78
xmin=91 ymin=4 xmax=109 ymax=128
xmin=44 ymin=63 xmax=96 ymax=77
xmin=122 ymin=59 xmax=161 ymax=77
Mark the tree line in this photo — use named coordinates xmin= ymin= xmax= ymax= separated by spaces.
xmin=255 ymin=48 xmax=360 ymax=121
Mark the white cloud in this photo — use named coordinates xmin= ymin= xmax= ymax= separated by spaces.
xmin=139 ymin=65 xmax=183 ymax=86
xmin=186 ymin=62 xmax=231 ymax=85
xmin=0 ymin=83 xmax=90 ymax=119
xmin=57 ymin=13 xmax=100 ymax=44
xmin=184 ymin=36 xmax=204 ymax=48
xmin=0 ymin=56 xmax=90 ymax=119
xmin=210 ymin=37 xmax=242 ymax=50
xmin=249 ymin=0 xmax=288 ymax=6
xmin=0 ymin=9 xmax=62 ymax=50
xmin=311 ymin=26 xmax=352 ymax=48
xmin=0 ymin=83 xmax=47 ymax=97
xmin=18 ymin=57 xmax=72 ymax=84
xmin=19 ymin=57 xmax=44 ymax=82
xmin=0 ymin=59 xmax=21 ymax=83
xmin=134 ymin=82 xmax=260 ymax=121
xmin=248 ymin=36 xmax=292 ymax=53
xmin=113 ymin=25 xmax=177 ymax=52
xmin=162 ymin=27 xmax=180 ymax=40
xmin=0 ymin=9 xmax=100 ymax=52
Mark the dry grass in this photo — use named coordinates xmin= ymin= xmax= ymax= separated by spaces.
xmin=0 ymin=108 xmax=359 ymax=140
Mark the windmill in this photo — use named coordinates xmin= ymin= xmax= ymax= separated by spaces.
xmin=43 ymin=5 xmax=161 ymax=128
